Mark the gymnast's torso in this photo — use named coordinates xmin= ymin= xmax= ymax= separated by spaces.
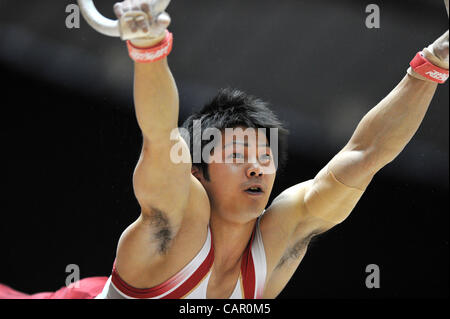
xmin=96 ymin=219 xmax=267 ymax=299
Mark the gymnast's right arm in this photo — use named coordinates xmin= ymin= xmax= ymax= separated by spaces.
xmin=132 ymin=58 xmax=191 ymax=233
xmin=112 ymin=1 xmax=195 ymax=286
xmin=132 ymin=57 xmax=191 ymax=220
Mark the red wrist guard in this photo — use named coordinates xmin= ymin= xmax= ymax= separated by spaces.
xmin=126 ymin=30 xmax=173 ymax=63
xmin=409 ymin=52 xmax=449 ymax=83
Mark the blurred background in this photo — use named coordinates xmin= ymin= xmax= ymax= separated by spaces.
xmin=0 ymin=0 xmax=448 ymax=298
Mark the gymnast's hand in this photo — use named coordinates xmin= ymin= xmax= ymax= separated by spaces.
xmin=113 ymin=0 xmax=171 ymax=47
xmin=426 ymin=31 xmax=449 ymax=69
xmin=425 ymin=0 xmax=448 ymax=69
xmin=408 ymin=0 xmax=449 ymax=82
xmin=426 ymin=1 xmax=449 ymax=66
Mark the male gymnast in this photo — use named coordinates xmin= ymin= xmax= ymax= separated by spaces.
xmin=0 ymin=0 xmax=448 ymax=299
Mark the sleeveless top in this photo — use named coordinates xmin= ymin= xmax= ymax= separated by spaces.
xmin=96 ymin=218 xmax=267 ymax=299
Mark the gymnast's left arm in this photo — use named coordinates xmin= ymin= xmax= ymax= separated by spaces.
xmin=301 ymin=28 xmax=449 ymax=228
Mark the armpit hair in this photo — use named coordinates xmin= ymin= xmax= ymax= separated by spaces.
xmin=146 ymin=207 xmax=174 ymax=255
xmin=276 ymin=231 xmax=323 ymax=269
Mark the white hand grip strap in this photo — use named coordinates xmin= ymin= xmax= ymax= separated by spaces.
xmin=77 ymin=0 xmax=171 ymax=40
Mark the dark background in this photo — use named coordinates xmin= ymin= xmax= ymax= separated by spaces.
xmin=0 ymin=0 xmax=448 ymax=298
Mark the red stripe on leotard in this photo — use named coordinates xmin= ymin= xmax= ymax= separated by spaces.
xmin=240 ymin=228 xmax=256 ymax=299
xmin=163 ymin=246 xmax=214 ymax=299
xmin=111 ymin=231 xmax=214 ymax=299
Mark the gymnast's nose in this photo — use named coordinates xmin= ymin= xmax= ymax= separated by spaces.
xmin=246 ymin=163 xmax=263 ymax=178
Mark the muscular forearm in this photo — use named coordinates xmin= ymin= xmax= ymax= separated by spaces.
xmin=328 ymin=24 xmax=448 ymax=190
xmin=134 ymin=58 xmax=180 ymax=141
xmin=309 ymin=74 xmax=440 ymax=224
xmin=348 ymin=74 xmax=438 ymax=168
xmin=113 ymin=1 xmax=178 ymax=142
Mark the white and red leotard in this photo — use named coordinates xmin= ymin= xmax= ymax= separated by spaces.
xmin=96 ymin=218 xmax=267 ymax=299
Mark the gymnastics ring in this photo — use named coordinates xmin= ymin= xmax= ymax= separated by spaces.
xmin=77 ymin=0 xmax=171 ymax=39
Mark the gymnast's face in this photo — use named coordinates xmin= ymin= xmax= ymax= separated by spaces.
xmin=194 ymin=127 xmax=277 ymax=223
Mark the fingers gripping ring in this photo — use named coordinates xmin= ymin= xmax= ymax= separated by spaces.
xmin=120 ymin=11 xmax=152 ymax=39
xmin=77 ymin=0 xmax=171 ymax=40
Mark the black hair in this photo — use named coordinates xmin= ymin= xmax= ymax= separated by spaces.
xmin=180 ymin=88 xmax=289 ymax=181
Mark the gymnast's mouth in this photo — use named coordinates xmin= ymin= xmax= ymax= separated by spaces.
xmin=244 ymin=184 xmax=264 ymax=194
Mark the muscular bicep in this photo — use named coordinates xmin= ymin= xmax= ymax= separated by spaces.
xmin=262 ymin=151 xmax=369 ymax=254
xmin=133 ymin=131 xmax=192 ymax=223
xmin=115 ymin=133 xmax=210 ymax=288
xmin=262 ymin=149 xmax=372 ymax=280
xmin=304 ymin=151 xmax=369 ymax=225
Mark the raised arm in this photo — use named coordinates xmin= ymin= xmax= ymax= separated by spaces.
xmin=109 ymin=1 xmax=208 ymax=287
xmin=131 ymin=49 xmax=191 ymax=222
xmin=262 ymin=9 xmax=448 ymax=295
xmin=304 ymin=28 xmax=448 ymax=226
xmin=111 ymin=0 xmax=191 ymax=234
xmin=264 ymin=8 xmax=448 ymax=267
xmin=303 ymin=71 xmax=439 ymax=226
